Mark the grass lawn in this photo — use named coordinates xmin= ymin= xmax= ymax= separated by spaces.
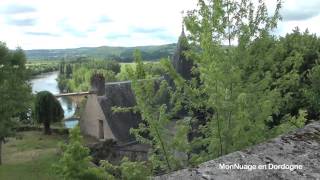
xmin=0 ymin=131 xmax=67 ymax=180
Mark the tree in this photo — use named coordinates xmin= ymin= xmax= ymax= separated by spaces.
xmin=271 ymin=29 xmax=320 ymax=123
xmin=34 ymin=91 xmax=64 ymax=135
xmin=56 ymin=126 xmax=151 ymax=179
xmin=106 ymin=60 xmax=121 ymax=74
xmin=184 ymin=0 xmax=284 ymax=159
xmin=59 ymin=60 xmax=65 ymax=74
xmin=0 ymin=42 xmax=32 ymax=165
xmin=119 ymin=58 xmax=193 ymax=173
xmin=66 ymin=64 xmax=73 ymax=78
xmin=55 ymin=126 xmax=108 ymax=180
xmin=134 ymin=49 xmax=146 ymax=79
xmin=144 ymin=62 xmax=166 ymax=77
xmin=57 ymin=60 xmax=118 ymax=92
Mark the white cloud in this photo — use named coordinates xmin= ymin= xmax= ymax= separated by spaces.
xmin=268 ymin=0 xmax=320 ymax=36
xmin=0 ymin=0 xmax=196 ymax=49
xmin=0 ymin=0 xmax=319 ymax=50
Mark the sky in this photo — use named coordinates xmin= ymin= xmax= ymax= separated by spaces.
xmin=0 ymin=0 xmax=319 ymax=50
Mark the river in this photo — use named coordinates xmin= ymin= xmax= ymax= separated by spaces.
xmin=30 ymin=71 xmax=78 ymax=128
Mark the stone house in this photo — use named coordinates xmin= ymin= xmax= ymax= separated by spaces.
xmin=80 ymin=79 xmax=141 ymax=144
xmin=79 ymin=26 xmax=192 ymax=162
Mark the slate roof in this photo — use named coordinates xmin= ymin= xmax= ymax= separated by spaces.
xmin=97 ymin=81 xmax=141 ymax=143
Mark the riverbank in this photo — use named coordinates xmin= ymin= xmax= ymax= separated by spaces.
xmin=26 ymin=61 xmax=59 ymax=76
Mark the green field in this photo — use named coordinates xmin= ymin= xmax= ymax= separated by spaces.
xmin=0 ymin=131 xmax=66 ymax=180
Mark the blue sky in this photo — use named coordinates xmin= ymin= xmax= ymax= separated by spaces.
xmin=0 ymin=0 xmax=319 ymax=50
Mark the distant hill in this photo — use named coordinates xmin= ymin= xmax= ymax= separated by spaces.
xmin=25 ymin=43 xmax=177 ymax=62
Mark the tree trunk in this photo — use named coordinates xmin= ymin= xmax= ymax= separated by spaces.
xmin=0 ymin=137 xmax=3 ymax=165
xmin=44 ymin=121 xmax=51 ymax=135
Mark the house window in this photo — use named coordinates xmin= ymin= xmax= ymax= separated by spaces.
xmin=99 ymin=120 xmax=104 ymax=139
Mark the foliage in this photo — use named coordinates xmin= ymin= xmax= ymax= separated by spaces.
xmin=117 ymin=62 xmax=165 ymax=81
xmin=130 ymin=78 xmax=174 ymax=172
xmin=273 ymin=109 xmax=307 ymax=135
xmin=65 ymin=64 xmax=72 ymax=78
xmin=100 ymin=157 xmax=151 ymax=180
xmin=160 ymin=58 xmax=208 ymax=166
xmin=121 ymin=54 xmax=193 ymax=173
xmin=270 ymin=29 xmax=320 ymax=123
xmin=34 ymin=91 xmax=64 ymax=134
xmin=116 ymin=63 xmax=135 ymax=81
xmin=58 ymin=59 xmax=165 ymax=92
xmin=56 ymin=126 xmax=150 ymax=180
xmin=306 ymin=63 xmax=320 ymax=117
xmin=58 ymin=60 xmax=117 ymax=92
xmin=0 ymin=42 xmax=32 ymax=164
xmin=55 ymin=126 xmax=107 ymax=180
xmin=144 ymin=62 xmax=166 ymax=78
xmin=119 ymin=157 xmax=151 ymax=180
xmin=134 ymin=50 xmax=146 ymax=79
xmin=182 ymin=0 xmax=287 ymax=160
xmin=106 ymin=60 xmax=121 ymax=74
xmin=119 ymin=5 xmax=319 ymax=171
xmin=180 ymin=0 xmax=320 ymax=164
xmin=26 ymin=61 xmax=59 ymax=76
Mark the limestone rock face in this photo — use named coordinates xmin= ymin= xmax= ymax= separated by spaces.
xmin=156 ymin=121 xmax=320 ymax=180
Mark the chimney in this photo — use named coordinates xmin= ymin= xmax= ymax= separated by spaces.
xmin=90 ymin=73 xmax=105 ymax=96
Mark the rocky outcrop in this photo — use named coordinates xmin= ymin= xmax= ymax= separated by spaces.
xmin=156 ymin=121 xmax=320 ymax=180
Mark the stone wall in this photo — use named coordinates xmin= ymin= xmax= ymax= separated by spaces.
xmin=15 ymin=125 xmax=69 ymax=135
xmin=89 ymin=140 xmax=149 ymax=164
xmin=80 ymin=94 xmax=115 ymax=140
xmin=156 ymin=121 xmax=320 ymax=180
